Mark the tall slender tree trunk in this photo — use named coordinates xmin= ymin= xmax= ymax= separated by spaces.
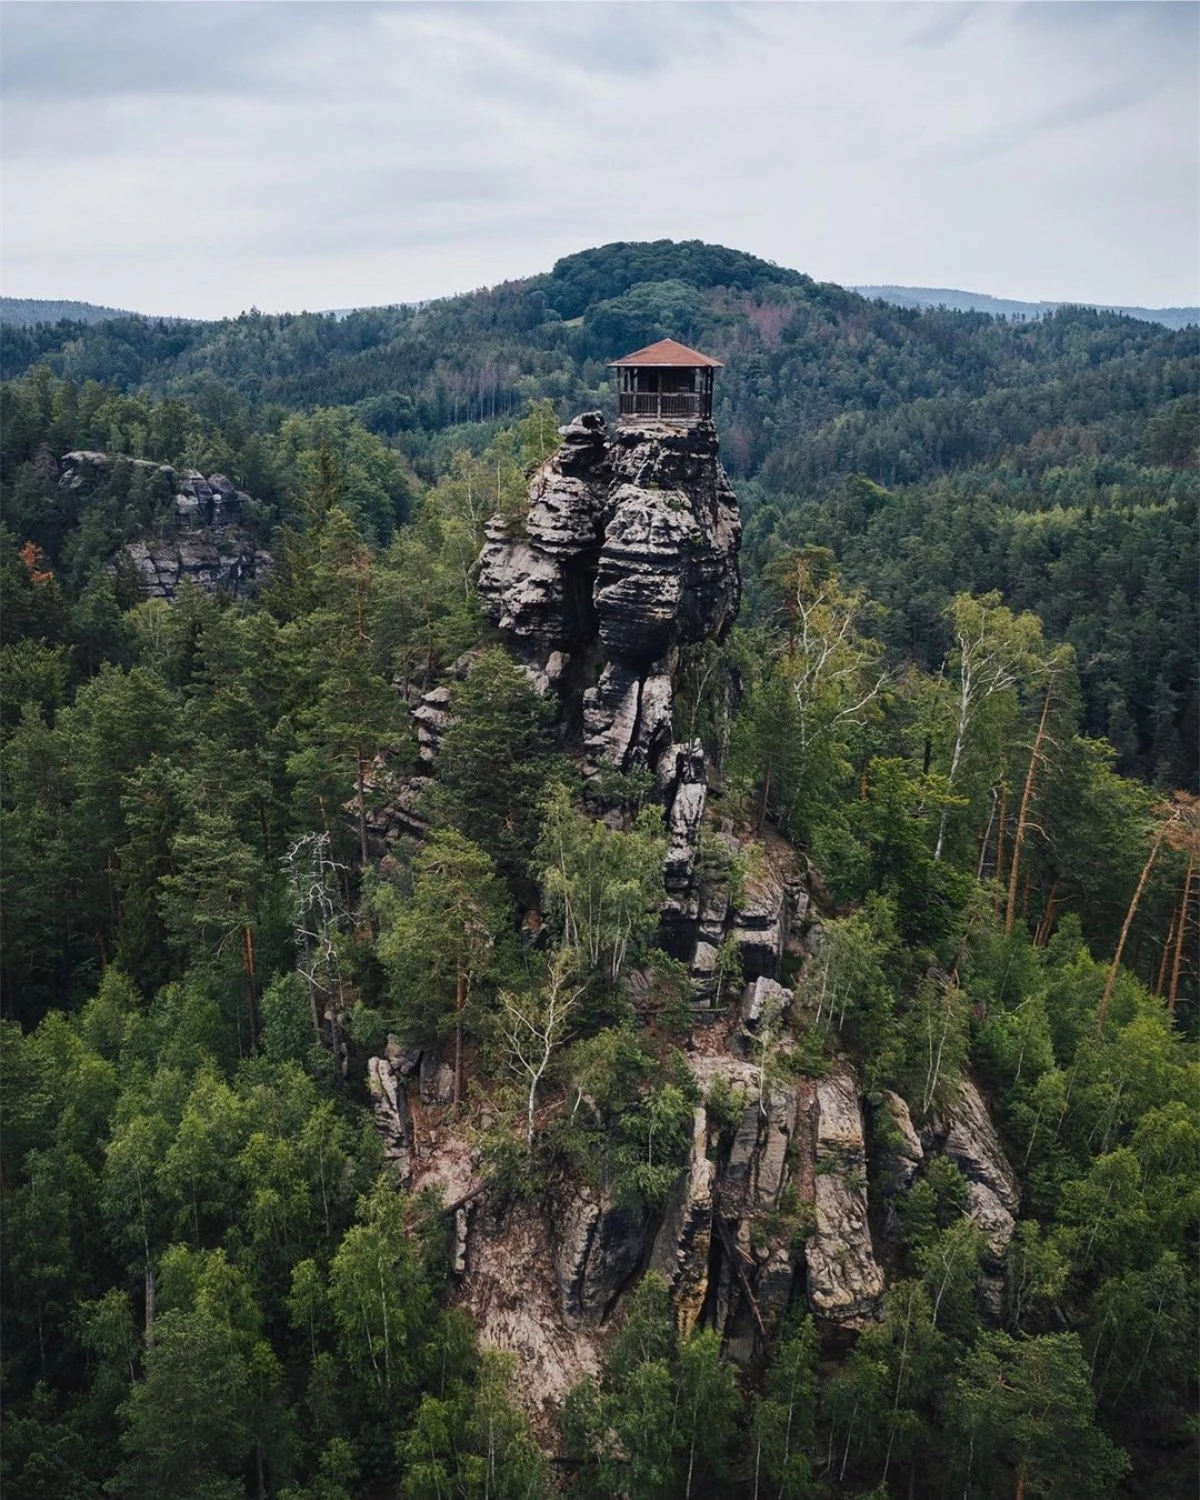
xmin=144 ymin=1259 xmax=157 ymax=1348
xmin=242 ymin=922 xmax=260 ymax=1046
xmin=453 ymin=971 xmax=465 ymax=1107
xmin=995 ymin=779 xmax=1009 ymax=895
xmin=1156 ymin=899 xmax=1178 ymax=995
xmin=757 ymin=762 xmax=773 ymax=833
xmin=1006 ymin=686 xmax=1054 ymax=934
xmin=357 ymin=749 xmax=370 ymax=866
xmin=1099 ymin=816 xmax=1172 ymax=1031
xmin=1167 ymin=855 xmax=1194 ymax=1014
xmin=1034 ymin=877 xmax=1060 ymax=948
xmin=977 ymin=783 xmax=1000 ymax=880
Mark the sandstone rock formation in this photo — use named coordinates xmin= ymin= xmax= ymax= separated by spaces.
xmin=125 ymin=536 xmax=268 ymax=600
xmin=804 ymin=1071 xmax=886 ymax=1329
xmin=476 ymin=415 xmax=739 ymax=772
xmin=54 ymin=450 xmax=269 ymax=600
xmin=937 ymin=1077 xmax=1021 ymax=1316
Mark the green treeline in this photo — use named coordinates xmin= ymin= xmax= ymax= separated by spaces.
xmin=1 ymin=242 xmax=1197 ymax=1498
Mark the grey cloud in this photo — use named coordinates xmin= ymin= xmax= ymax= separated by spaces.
xmin=902 ymin=4 xmax=981 ymax=51
xmin=1 ymin=1 xmax=1194 ymax=315
xmin=0 ymin=2 xmax=350 ymax=97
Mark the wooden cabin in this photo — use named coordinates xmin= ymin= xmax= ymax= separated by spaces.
xmin=609 ymin=338 xmax=722 ymax=423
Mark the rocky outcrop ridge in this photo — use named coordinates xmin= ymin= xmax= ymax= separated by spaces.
xmin=362 ymin=408 xmax=1026 ymax=1418
xmin=59 ymin=451 xmax=250 ymax=531
xmin=126 ymin=536 xmax=269 ymax=600
xmin=52 ymin=450 xmax=269 ymax=600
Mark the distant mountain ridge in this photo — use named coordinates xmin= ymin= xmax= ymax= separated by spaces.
xmin=7 ymin=276 xmax=1196 ymax=332
xmin=0 ymin=297 xmax=143 ymax=327
xmin=855 ymin=284 xmax=1198 ymax=330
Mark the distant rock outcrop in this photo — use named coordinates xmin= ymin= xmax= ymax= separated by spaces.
xmin=54 ymin=450 xmax=270 ymax=600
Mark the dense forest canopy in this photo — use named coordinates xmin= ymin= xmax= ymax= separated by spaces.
xmin=1 ymin=240 xmax=1196 ymax=1500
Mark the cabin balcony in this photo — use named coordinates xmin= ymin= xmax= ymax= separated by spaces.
xmin=618 ymin=390 xmax=710 ymax=420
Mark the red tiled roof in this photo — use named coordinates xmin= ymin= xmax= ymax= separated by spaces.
xmin=608 ymin=338 xmax=723 ymax=368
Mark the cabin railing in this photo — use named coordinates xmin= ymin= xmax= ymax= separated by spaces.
xmin=618 ymin=391 xmax=709 ymax=420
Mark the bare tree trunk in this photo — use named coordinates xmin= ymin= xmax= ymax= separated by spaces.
xmin=242 ymin=923 xmax=260 ymax=1047
xmin=995 ymin=779 xmax=1009 ymax=894
xmin=1099 ymin=818 xmax=1171 ymax=1031
xmin=1167 ymin=855 xmax=1194 ymax=1014
xmin=977 ymin=783 xmax=1000 ymax=880
xmin=144 ymin=1259 xmax=157 ymax=1349
xmin=357 ymin=749 xmax=370 ymax=867
xmin=757 ymin=762 xmax=772 ymax=833
xmin=453 ymin=972 xmax=465 ymax=1108
xmin=1156 ymin=896 xmax=1179 ymax=995
xmin=1034 ymin=877 xmax=1060 ymax=948
xmin=1006 ymin=687 xmax=1054 ymax=934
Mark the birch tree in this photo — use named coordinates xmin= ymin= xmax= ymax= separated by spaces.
xmin=743 ymin=548 xmax=887 ymax=835
xmin=535 ymin=784 xmax=666 ymax=984
xmin=934 ymin=592 xmax=1044 ymax=862
xmin=500 ymin=948 xmax=584 ymax=1147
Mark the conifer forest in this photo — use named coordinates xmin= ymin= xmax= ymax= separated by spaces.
xmin=1 ymin=240 xmax=1197 ymax=1500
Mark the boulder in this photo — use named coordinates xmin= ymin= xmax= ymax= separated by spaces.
xmin=939 ymin=1078 xmax=1020 ymax=1316
xmin=367 ymin=1056 xmax=411 ymax=1176
xmin=868 ymin=1090 xmax=924 ymax=1193
xmin=419 ymin=1050 xmax=455 ymax=1107
xmin=941 ymin=1078 xmax=1020 ymax=1216
xmin=740 ymin=976 xmax=792 ymax=1034
xmin=722 ymin=1084 xmax=797 ymax=1214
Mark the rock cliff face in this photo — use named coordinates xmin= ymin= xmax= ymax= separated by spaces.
xmin=366 ymin=411 xmax=1024 ymax=1420
xmin=477 ymin=415 xmax=740 ymax=773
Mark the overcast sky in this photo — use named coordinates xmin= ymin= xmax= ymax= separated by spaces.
xmin=2 ymin=1 xmax=1196 ymax=319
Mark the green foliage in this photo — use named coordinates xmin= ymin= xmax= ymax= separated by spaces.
xmin=943 ymin=1332 xmax=1129 ymax=1498
xmin=397 ymin=1347 xmax=548 ymax=1499
xmin=372 ymin=828 xmax=509 ymax=1069
xmin=433 ymin=647 xmax=559 ymax=878
xmin=536 ymin=783 xmax=667 ymax=987
xmin=750 ymin=1310 xmax=819 ymax=1498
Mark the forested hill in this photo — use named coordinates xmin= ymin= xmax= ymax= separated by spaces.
xmin=0 ymin=297 xmax=141 ymax=328
xmin=3 ymin=239 xmax=1196 ymax=786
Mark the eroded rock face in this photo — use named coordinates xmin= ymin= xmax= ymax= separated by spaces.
xmin=552 ymin=1189 xmax=646 ymax=1329
xmin=60 ymin=452 xmax=250 ymax=533
xmin=649 ymin=1108 xmax=715 ymax=1336
xmin=476 ymin=414 xmax=739 ymax=773
xmin=938 ymin=1078 xmax=1021 ymax=1315
xmin=869 ymin=1090 xmax=924 ymax=1194
xmin=805 ymin=1072 xmax=886 ymax=1329
xmin=126 ymin=536 xmax=268 ymax=601
xmin=55 ymin=450 xmax=268 ymax=600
